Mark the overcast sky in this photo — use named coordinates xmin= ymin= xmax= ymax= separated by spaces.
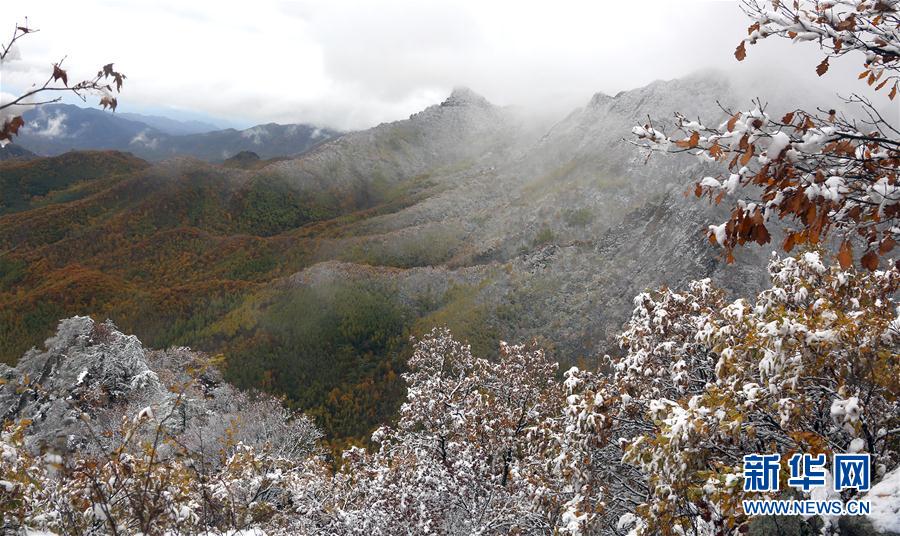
xmin=1 ymin=1 xmax=887 ymax=130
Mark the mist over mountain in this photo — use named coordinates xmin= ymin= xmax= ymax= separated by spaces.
xmin=14 ymin=103 xmax=342 ymax=161
xmin=0 ymin=71 xmax=782 ymax=438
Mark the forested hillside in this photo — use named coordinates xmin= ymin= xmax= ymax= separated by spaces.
xmin=0 ymin=78 xmax=778 ymax=445
xmin=0 ymin=150 xmax=148 ymax=215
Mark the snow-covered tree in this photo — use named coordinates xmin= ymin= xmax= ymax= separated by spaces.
xmin=312 ymin=329 xmax=607 ymax=534
xmin=0 ymin=317 xmax=322 ymax=535
xmin=633 ymin=0 xmax=899 ymax=270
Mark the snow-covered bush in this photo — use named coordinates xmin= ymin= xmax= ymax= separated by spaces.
xmin=0 ymin=411 xmax=323 ymax=535
xmin=0 ymin=317 xmax=321 ymax=535
xmin=567 ymin=252 xmax=899 ymax=534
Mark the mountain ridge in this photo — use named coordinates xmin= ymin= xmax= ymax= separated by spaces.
xmin=117 ymin=111 xmax=221 ymax=135
xmin=0 ymin=72 xmax=779 ymax=441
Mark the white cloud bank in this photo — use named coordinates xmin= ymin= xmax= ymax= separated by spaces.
xmin=2 ymin=1 xmax=890 ymax=130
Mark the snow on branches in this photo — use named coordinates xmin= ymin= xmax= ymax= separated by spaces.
xmin=738 ymin=0 xmax=900 ymax=96
xmin=311 ymin=255 xmax=896 ymax=535
xmin=633 ymin=99 xmax=899 ymax=269
xmin=0 ymin=325 xmax=610 ymax=535
xmin=0 ymin=317 xmax=322 ymax=535
xmin=327 ymin=330 xmax=606 ymax=535
xmin=633 ymin=0 xmax=899 ymax=270
xmin=604 ymin=252 xmax=899 ymax=534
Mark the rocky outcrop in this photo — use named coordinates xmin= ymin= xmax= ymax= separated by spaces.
xmin=0 ymin=317 xmax=320 ymax=460
xmin=441 ymin=87 xmax=493 ymax=108
xmin=0 ymin=317 xmax=163 ymax=452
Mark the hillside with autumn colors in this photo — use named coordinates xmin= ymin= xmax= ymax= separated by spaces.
xmin=0 ymin=79 xmax=780 ymax=445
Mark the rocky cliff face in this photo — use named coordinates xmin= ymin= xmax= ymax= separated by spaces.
xmin=263 ymin=86 xmax=543 ymax=200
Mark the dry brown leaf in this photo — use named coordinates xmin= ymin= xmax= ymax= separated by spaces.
xmin=861 ymin=250 xmax=879 ymax=271
xmin=837 ymin=240 xmax=853 ymax=269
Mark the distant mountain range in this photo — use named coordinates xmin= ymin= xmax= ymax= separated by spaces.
xmin=117 ymin=111 xmax=220 ymax=135
xmin=12 ymin=104 xmax=342 ymax=161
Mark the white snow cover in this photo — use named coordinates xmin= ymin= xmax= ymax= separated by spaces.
xmin=765 ymin=131 xmax=791 ymax=159
xmin=866 ymin=467 xmax=900 ymax=533
xmin=709 ymin=222 xmax=727 ymax=246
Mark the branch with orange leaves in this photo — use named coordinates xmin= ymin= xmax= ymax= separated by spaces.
xmin=632 ymin=96 xmax=898 ymax=270
xmin=629 ymin=0 xmax=898 ymax=270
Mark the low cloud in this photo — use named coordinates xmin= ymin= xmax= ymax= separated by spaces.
xmin=240 ymin=126 xmax=271 ymax=145
xmin=31 ymin=110 xmax=68 ymax=138
xmin=130 ymin=129 xmax=159 ymax=149
xmin=2 ymin=1 xmax=891 ymax=130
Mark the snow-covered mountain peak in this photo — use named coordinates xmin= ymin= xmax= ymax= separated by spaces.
xmin=441 ymin=87 xmax=493 ymax=108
